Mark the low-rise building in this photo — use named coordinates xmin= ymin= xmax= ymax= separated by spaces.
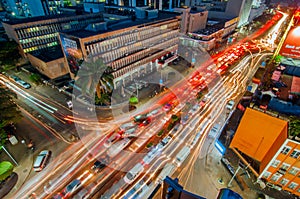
xmin=230 ymin=108 xmax=300 ymax=197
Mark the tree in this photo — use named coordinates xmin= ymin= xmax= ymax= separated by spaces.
xmin=129 ymin=96 xmax=139 ymax=104
xmin=289 ymin=116 xmax=300 ymax=139
xmin=29 ymin=73 xmax=41 ymax=85
xmin=0 ymin=86 xmax=21 ymax=126
xmin=0 ymin=41 xmax=21 ymax=69
xmin=75 ymin=57 xmax=114 ymax=103
xmin=0 ymin=161 xmax=13 ymax=181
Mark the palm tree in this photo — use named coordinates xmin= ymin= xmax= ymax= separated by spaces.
xmin=74 ymin=57 xmax=114 ymax=101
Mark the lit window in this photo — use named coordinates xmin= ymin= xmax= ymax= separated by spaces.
xmin=281 ymin=146 xmax=291 ymax=155
xmin=289 ymin=167 xmax=300 ymax=175
xmin=262 ymin=171 xmax=271 ymax=179
xmin=280 ymin=178 xmax=289 ymax=186
xmin=288 ymin=182 xmax=298 ymax=190
xmin=280 ymin=163 xmax=290 ymax=171
xmin=290 ymin=150 xmax=300 ymax=159
xmin=270 ymin=173 xmax=282 ymax=182
xmin=271 ymin=160 xmax=280 ymax=168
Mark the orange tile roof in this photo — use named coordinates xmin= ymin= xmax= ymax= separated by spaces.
xmin=230 ymin=108 xmax=288 ymax=162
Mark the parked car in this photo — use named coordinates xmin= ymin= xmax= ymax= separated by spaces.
xmin=33 ymin=150 xmax=51 ymax=172
xmin=16 ymin=80 xmax=31 ymax=89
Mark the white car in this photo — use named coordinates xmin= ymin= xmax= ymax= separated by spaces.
xmin=16 ymin=80 xmax=31 ymax=89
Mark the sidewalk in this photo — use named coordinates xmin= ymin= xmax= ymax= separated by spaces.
xmin=0 ymin=141 xmax=34 ymax=199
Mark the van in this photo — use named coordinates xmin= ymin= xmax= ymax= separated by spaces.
xmin=33 ymin=150 xmax=51 ymax=171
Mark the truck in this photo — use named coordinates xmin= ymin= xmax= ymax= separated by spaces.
xmin=175 ymin=146 xmax=191 ymax=166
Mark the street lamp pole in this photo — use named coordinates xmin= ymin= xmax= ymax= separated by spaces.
xmin=227 ymin=165 xmax=241 ymax=188
xmin=1 ymin=146 xmax=18 ymax=166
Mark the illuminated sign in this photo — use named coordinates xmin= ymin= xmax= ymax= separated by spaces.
xmin=280 ymin=26 xmax=300 ymax=59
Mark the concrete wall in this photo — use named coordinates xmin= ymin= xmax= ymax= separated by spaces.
xmin=27 ymin=54 xmax=69 ymax=79
xmin=188 ymin=10 xmax=208 ymax=32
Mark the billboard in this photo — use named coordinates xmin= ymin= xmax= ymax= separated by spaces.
xmin=279 ymin=26 xmax=300 ymax=59
xmin=59 ymin=33 xmax=83 ymax=74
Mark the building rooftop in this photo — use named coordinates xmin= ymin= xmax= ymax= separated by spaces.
xmin=65 ymin=11 xmax=180 ymax=38
xmin=29 ymin=46 xmax=64 ymax=62
xmin=2 ymin=12 xmax=99 ymax=25
xmin=192 ymin=25 xmax=223 ymax=35
xmin=230 ymin=108 xmax=288 ymax=162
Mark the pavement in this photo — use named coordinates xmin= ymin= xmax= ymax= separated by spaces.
xmin=0 ymin=140 xmax=34 ymax=199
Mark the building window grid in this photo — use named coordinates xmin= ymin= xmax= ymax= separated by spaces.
xmin=270 ymin=173 xmax=282 ymax=182
xmin=289 ymin=167 xmax=300 ymax=175
xmin=280 ymin=163 xmax=290 ymax=171
xmin=280 ymin=178 xmax=289 ymax=186
xmin=271 ymin=160 xmax=280 ymax=168
xmin=262 ymin=171 xmax=271 ymax=179
xmin=290 ymin=150 xmax=300 ymax=159
xmin=288 ymin=182 xmax=298 ymax=190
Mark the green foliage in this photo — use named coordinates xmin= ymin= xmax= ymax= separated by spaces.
xmin=75 ymin=58 xmax=113 ymax=104
xmin=0 ymin=41 xmax=21 ymax=67
xmin=95 ymin=93 xmax=111 ymax=106
xmin=196 ymin=91 xmax=203 ymax=100
xmin=171 ymin=115 xmax=179 ymax=123
xmin=289 ymin=116 xmax=300 ymax=138
xmin=146 ymin=142 xmax=153 ymax=148
xmin=157 ymin=130 xmax=164 ymax=137
xmin=129 ymin=96 xmax=138 ymax=104
xmin=273 ymin=55 xmax=282 ymax=63
xmin=29 ymin=73 xmax=41 ymax=84
xmin=0 ymin=87 xmax=22 ymax=126
xmin=0 ymin=161 xmax=13 ymax=181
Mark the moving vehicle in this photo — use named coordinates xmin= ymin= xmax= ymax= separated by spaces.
xmin=124 ymin=163 xmax=144 ymax=184
xmin=175 ymin=146 xmax=190 ymax=166
xmin=226 ymin=100 xmax=235 ymax=110
xmin=107 ymin=138 xmax=131 ymax=158
xmin=33 ymin=150 xmax=51 ymax=172
xmin=138 ymin=117 xmax=151 ymax=127
xmin=104 ymin=131 xmax=123 ymax=148
xmin=91 ymin=156 xmax=109 ymax=173
xmin=208 ymin=124 xmax=221 ymax=138
xmin=142 ymin=146 xmax=161 ymax=165
xmin=163 ymin=103 xmax=172 ymax=112
xmin=157 ymin=163 xmax=175 ymax=183
xmin=61 ymin=179 xmax=81 ymax=198
xmin=60 ymin=170 xmax=93 ymax=198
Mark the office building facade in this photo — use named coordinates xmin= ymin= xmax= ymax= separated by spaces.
xmin=59 ymin=12 xmax=181 ymax=88
xmin=2 ymin=0 xmax=63 ymax=17
xmin=2 ymin=13 xmax=104 ymax=55
xmin=259 ymin=139 xmax=300 ymax=197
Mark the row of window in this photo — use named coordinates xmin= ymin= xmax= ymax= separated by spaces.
xmin=111 ymin=45 xmax=177 ymax=79
xmin=264 ymin=171 xmax=300 ymax=191
xmin=281 ymin=146 xmax=300 ymax=159
xmin=86 ymin=29 xmax=178 ymax=65
xmin=86 ymin=27 xmax=171 ymax=56
xmin=271 ymin=160 xmax=300 ymax=175
xmin=23 ymin=41 xmax=57 ymax=53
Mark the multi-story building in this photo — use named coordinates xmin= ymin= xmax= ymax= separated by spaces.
xmin=174 ymin=7 xmax=208 ymax=34
xmin=187 ymin=17 xmax=238 ymax=51
xmin=192 ymin=0 xmax=264 ymax=28
xmin=229 ymin=108 xmax=300 ymax=197
xmin=2 ymin=12 xmax=104 ymax=55
xmin=2 ymin=0 xmax=63 ymax=17
xmin=59 ymin=11 xmax=181 ymax=88
xmin=259 ymin=139 xmax=300 ymax=196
